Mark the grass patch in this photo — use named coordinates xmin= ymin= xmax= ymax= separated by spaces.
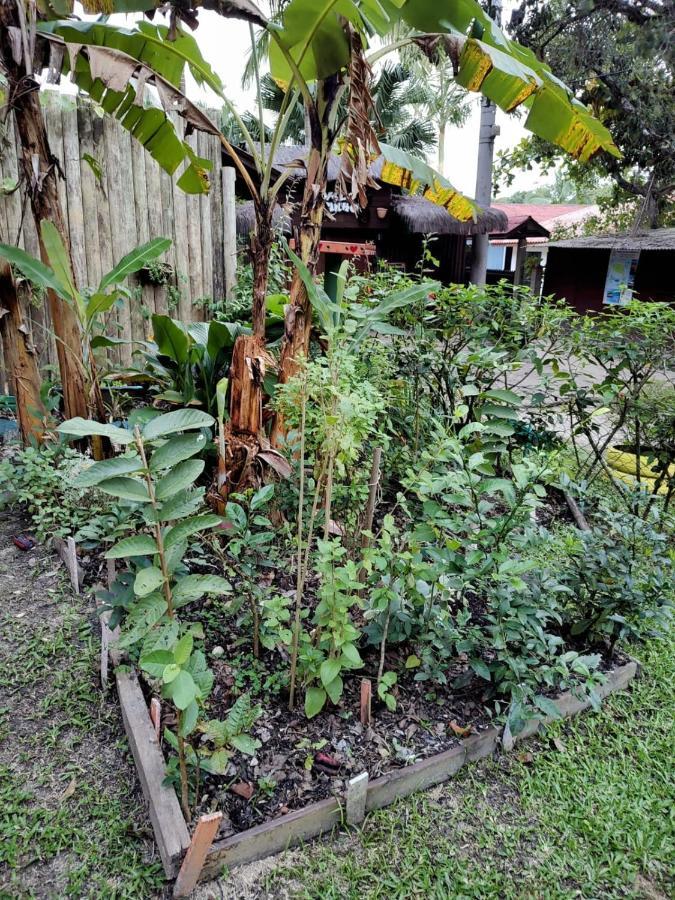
xmin=0 ymin=528 xmax=164 ymax=899
xmin=264 ymin=631 xmax=674 ymax=900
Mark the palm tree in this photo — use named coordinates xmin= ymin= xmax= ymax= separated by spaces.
xmin=371 ymin=62 xmax=437 ymax=155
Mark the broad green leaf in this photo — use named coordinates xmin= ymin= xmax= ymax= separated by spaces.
xmin=207 ymin=320 xmax=240 ymax=360
xmin=230 ymin=734 xmax=260 ymax=756
xmin=179 ymin=699 xmax=199 ymax=737
xmin=324 ymin=674 xmax=343 ymax=705
xmin=164 ymin=669 xmax=199 ymax=710
xmin=134 ymin=566 xmax=165 ymax=597
xmin=153 ymin=489 xmax=206 ymax=522
xmin=304 ymin=686 xmax=327 ymax=719
xmin=58 ymin=417 xmax=134 ymax=444
xmin=85 ymin=291 xmax=119 ymax=323
xmin=139 ymin=648 xmax=174 ymax=678
xmin=100 ymin=237 xmax=172 ymax=290
xmin=484 ymin=388 xmax=522 ymax=406
xmin=320 ymin=657 xmax=341 ymax=688
xmin=97 ymin=476 xmax=151 ymax=502
xmin=340 ymin=643 xmax=362 ymax=668
xmin=164 ymin=514 xmax=224 ymax=550
xmin=225 ymin=502 xmax=247 ymax=532
xmin=165 ymin=538 xmax=188 ymax=575
xmin=186 ymin=649 xmax=213 ymax=697
xmin=534 ymin=695 xmax=563 ymax=720
xmin=379 ymin=143 xmax=478 ymax=221
xmin=38 ymin=22 xmax=219 ymax=193
xmin=250 ymin=484 xmax=274 ymax=511
xmin=150 ymin=432 xmax=208 ymax=471
xmin=405 ymin=654 xmax=421 ymax=669
xmin=163 ymin=664 xmax=181 ymax=683
xmin=150 ymin=315 xmax=190 ymax=364
xmin=105 ymin=534 xmax=158 ymax=558
xmin=142 ymin=408 xmax=214 ymax=441
xmin=470 ymin=658 xmax=491 ymax=681
xmin=0 ymin=241 xmax=70 ymax=299
xmin=72 ymin=454 xmax=143 ymax=487
xmin=173 ymin=634 xmax=193 ymax=665
xmin=116 ymin=593 xmax=167 ymax=648
xmin=479 ymin=402 xmax=519 ymax=420
xmin=155 ymin=459 xmax=205 ymax=501
xmin=39 ymin=221 xmax=80 ymax=308
xmin=172 ymin=574 xmax=232 ymax=607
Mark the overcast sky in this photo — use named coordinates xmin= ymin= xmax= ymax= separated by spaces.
xmin=73 ymin=1 xmax=544 ymax=198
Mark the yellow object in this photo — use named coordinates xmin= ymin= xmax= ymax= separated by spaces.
xmin=605 ymin=447 xmax=674 ymax=496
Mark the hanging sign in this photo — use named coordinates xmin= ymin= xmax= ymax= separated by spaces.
xmin=602 ymin=249 xmax=640 ymax=305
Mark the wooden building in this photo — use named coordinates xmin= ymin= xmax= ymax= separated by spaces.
xmin=544 ymin=229 xmax=675 ymax=313
xmin=230 ymin=145 xmax=507 ymax=285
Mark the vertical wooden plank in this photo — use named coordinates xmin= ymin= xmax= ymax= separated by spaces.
xmin=103 ymin=115 xmax=130 ymax=364
xmin=116 ymin=128 xmax=137 ymax=363
xmin=222 ymin=166 xmax=237 ymax=301
xmin=143 ymin=148 xmax=164 ymax=318
xmin=130 ymin=136 xmax=150 ymax=344
xmin=184 ymin=130 xmax=204 ymax=315
xmin=94 ymin=112 xmax=118 ymax=366
xmin=77 ymin=102 xmax=103 ymax=291
xmin=158 ymin=167 xmax=177 ymax=317
xmin=197 ymin=132 xmax=212 ymax=321
xmin=210 ymin=131 xmax=225 ymax=305
xmin=173 ymin=812 xmax=223 ymax=898
xmin=61 ymin=100 xmax=87 ymax=290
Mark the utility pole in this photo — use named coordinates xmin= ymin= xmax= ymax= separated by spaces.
xmin=469 ymin=0 xmax=502 ymax=285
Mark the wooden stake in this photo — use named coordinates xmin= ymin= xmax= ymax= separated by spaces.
xmin=222 ymin=165 xmax=237 ymax=301
xmin=345 ymin=772 xmax=368 ymax=826
xmin=360 ymin=678 xmax=372 ymax=727
xmin=361 ymin=447 xmax=382 ymax=548
xmin=173 ymin=812 xmax=223 ymax=898
xmin=563 ymin=491 xmax=591 ymax=531
xmin=150 ymin=698 xmax=161 ymax=742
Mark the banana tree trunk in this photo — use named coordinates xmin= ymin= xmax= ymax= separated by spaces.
xmin=270 ymin=143 xmax=328 ymax=444
xmin=0 ymin=263 xmax=46 ymax=444
xmin=0 ymin=15 xmax=87 ymax=423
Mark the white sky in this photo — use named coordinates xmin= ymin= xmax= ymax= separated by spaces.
xmin=71 ymin=1 xmax=545 ymax=197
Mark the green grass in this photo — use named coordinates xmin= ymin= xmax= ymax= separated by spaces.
xmin=0 ymin=568 xmax=164 ymax=899
xmin=265 ymin=631 xmax=675 ymax=900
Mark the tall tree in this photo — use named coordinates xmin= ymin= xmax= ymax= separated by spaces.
xmin=0 ymin=1 xmax=88 ymax=424
xmin=502 ymin=0 xmax=673 ymax=227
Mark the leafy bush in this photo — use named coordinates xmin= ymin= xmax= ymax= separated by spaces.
xmin=0 ymin=444 xmax=111 ymax=540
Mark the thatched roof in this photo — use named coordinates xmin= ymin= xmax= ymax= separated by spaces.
xmin=247 ymin=144 xmax=386 ymax=182
xmin=235 ymin=202 xmax=292 ymax=237
xmin=549 ymin=229 xmax=675 ymax=251
xmin=391 ymin=195 xmax=507 ymax=236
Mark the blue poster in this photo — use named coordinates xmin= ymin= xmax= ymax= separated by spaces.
xmin=603 ymin=249 xmax=640 ymax=305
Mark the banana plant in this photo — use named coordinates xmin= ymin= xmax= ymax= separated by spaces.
xmin=61 ymin=407 xmax=231 ymax=818
xmin=0 ymin=223 xmax=170 ymax=433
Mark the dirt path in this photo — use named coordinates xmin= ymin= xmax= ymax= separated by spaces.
xmin=0 ymin=511 xmax=163 ymax=899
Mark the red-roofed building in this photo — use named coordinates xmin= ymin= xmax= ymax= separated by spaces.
xmin=484 ymin=204 xmax=599 ymax=291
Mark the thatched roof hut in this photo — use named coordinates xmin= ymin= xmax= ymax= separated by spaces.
xmin=228 ymin=143 xmax=507 ymax=283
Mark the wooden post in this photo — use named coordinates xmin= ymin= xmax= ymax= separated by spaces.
xmin=345 ymin=771 xmax=368 ymax=826
xmin=222 ymin=165 xmax=237 ymax=301
xmin=173 ymin=812 xmax=223 ymax=898
xmin=150 ymin=698 xmax=161 ymax=741
xmin=361 ymin=447 xmax=382 ymax=548
xmin=360 ymin=678 xmax=372 ymax=727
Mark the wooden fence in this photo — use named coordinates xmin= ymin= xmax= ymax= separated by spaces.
xmin=0 ymin=91 xmax=232 ymax=388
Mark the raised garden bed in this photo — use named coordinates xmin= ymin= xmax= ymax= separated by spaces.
xmin=113 ymin=646 xmax=637 ymax=895
xmin=47 ymin=535 xmax=641 ymax=896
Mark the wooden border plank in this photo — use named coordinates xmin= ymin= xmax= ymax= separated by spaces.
xmin=173 ymin=812 xmax=223 ymax=898
xmin=346 ymin=772 xmax=368 ymax=825
xmin=200 ymin=797 xmax=342 ymax=880
xmin=116 ymin=668 xmax=190 ymax=878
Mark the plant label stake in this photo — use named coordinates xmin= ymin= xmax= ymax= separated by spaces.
xmin=150 ymin=698 xmax=161 ymax=742
xmin=345 ymin=771 xmax=369 ymax=825
xmin=173 ymin=811 xmax=223 ymax=898
xmin=360 ymin=678 xmax=372 ymax=727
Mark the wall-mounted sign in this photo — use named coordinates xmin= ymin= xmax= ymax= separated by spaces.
xmin=603 ymin=249 xmax=640 ymax=305
xmin=324 ymin=191 xmax=353 ymax=215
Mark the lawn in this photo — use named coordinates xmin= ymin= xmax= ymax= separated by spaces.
xmin=259 ymin=631 xmax=674 ymax=900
